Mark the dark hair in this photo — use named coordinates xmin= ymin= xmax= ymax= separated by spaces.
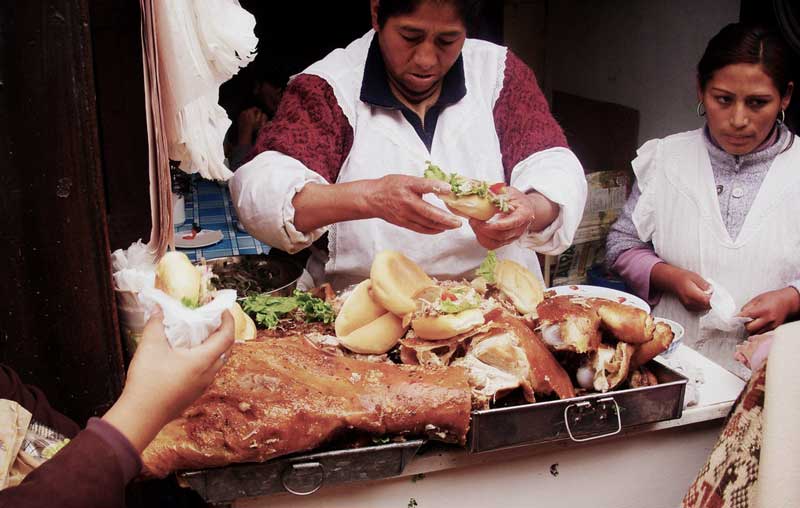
xmin=698 ymin=23 xmax=794 ymax=97
xmin=375 ymin=0 xmax=483 ymax=33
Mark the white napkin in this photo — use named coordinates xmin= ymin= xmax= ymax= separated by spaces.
xmin=138 ymin=288 xmax=237 ymax=348
xmin=704 ymin=278 xmax=752 ymax=332
xmin=111 ymin=240 xmax=157 ymax=293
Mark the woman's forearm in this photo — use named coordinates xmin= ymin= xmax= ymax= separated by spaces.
xmin=649 ymin=262 xmax=677 ymax=294
xmin=527 ymin=191 xmax=560 ymax=232
xmin=292 ymin=181 xmax=372 ymax=233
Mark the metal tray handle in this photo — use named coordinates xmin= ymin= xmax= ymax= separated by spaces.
xmin=281 ymin=461 xmax=325 ymax=496
xmin=563 ymin=397 xmax=622 ymax=442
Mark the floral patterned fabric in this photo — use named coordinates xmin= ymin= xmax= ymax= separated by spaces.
xmin=683 ymin=364 xmax=766 ymax=508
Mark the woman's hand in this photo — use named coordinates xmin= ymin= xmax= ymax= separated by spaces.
xmin=650 ymin=263 xmax=712 ymax=312
xmin=739 ymin=287 xmax=800 ymax=335
xmin=102 ymin=310 xmax=235 ymax=452
xmin=468 ymin=188 xmax=558 ymax=250
xmin=468 ymin=187 xmax=533 ymax=250
xmin=364 ymin=175 xmax=462 ymax=235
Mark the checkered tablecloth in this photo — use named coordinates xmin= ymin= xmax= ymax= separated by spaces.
xmin=175 ymin=176 xmax=271 ymax=261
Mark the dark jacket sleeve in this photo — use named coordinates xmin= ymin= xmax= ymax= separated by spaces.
xmin=0 ymin=365 xmax=80 ymax=437
xmin=0 ymin=425 xmax=129 ymax=508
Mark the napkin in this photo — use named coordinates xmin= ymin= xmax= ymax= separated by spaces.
xmin=704 ymin=278 xmax=752 ymax=332
xmin=138 ymin=288 xmax=237 ymax=348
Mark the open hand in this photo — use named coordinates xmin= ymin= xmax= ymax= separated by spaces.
xmin=366 ymin=174 xmax=462 ymax=235
xmin=739 ymin=287 xmax=800 ymax=335
xmin=468 ymin=186 xmax=535 ymax=250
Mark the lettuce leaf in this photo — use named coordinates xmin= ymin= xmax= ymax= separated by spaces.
xmin=423 ymin=162 xmax=448 ymax=182
xmin=476 ymin=251 xmax=497 ymax=283
xmin=438 ymin=286 xmax=482 ymax=314
xmin=241 ymin=290 xmax=334 ymax=329
xmin=293 ymin=290 xmax=335 ymax=324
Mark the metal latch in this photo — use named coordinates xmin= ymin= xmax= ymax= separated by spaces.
xmin=281 ymin=461 xmax=325 ymax=496
xmin=563 ymin=397 xmax=622 ymax=442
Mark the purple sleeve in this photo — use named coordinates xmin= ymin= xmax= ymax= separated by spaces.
xmin=86 ymin=418 xmax=142 ymax=484
xmin=605 ymin=184 xmax=652 ymax=266
xmin=0 ymin=422 xmax=136 ymax=508
xmin=611 ymin=247 xmax=664 ymax=306
xmin=0 ymin=364 xmax=80 ymax=438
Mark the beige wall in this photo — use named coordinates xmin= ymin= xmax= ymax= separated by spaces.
xmin=504 ymin=0 xmax=740 ymax=145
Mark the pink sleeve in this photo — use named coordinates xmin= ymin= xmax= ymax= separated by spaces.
xmin=611 ymin=247 xmax=665 ymax=305
xmin=493 ymin=50 xmax=568 ymax=182
xmin=248 ymin=74 xmax=353 ymax=183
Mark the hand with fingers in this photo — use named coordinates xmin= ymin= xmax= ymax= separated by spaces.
xmin=651 ymin=263 xmax=712 ymax=312
xmin=366 ymin=174 xmax=463 ymax=234
xmin=467 ymin=186 xmax=534 ymax=250
xmin=102 ymin=310 xmax=236 ymax=452
xmin=739 ymin=287 xmax=800 ymax=336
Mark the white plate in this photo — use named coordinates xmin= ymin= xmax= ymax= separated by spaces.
xmin=547 ymin=284 xmax=650 ymax=313
xmin=175 ymin=229 xmax=223 ymax=249
xmin=655 ymin=317 xmax=685 ymax=357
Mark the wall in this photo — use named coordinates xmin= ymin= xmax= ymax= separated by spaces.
xmin=505 ymin=0 xmax=740 ymax=146
xmin=545 ymin=0 xmax=739 ymax=144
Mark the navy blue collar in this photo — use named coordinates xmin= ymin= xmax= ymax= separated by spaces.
xmin=359 ymin=35 xmax=467 ymax=109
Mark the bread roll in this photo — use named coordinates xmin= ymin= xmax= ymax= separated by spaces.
xmin=231 ymin=302 xmax=256 ymax=341
xmin=334 ymin=279 xmax=386 ymax=337
xmin=338 ymin=312 xmax=408 ymax=354
xmin=440 ymin=193 xmax=496 ymax=221
xmin=494 ymin=259 xmax=544 ymax=315
xmin=412 ymin=308 xmax=485 ymax=340
xmin=155 ymin=251 xmax=202 ymax=306
xmin=370 ymin=251 xmax=433 ymax=317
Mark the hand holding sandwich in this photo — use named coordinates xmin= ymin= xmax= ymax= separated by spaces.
xmin=470 ymin=188 xmax=558 ymax=250
xmin=102 ymin=310 xmax=235 ymax=453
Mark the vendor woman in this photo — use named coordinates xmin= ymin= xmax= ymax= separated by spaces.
xmin=606 ymin=23 xmax=799 ymax=377
xmin=231 ymin=0 xmax=587 ymax=289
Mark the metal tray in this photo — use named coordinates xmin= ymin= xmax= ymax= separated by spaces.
xmin=178 ymin=439 xmax=425 ymax=505
xmin=468 ymin=361 xmax=688 ymax=452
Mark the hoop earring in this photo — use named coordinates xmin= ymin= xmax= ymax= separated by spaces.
xmin=696 ymin=101 xmax=706 ymax=117
xmin=777 ymin=109 xmax=785 ymax=125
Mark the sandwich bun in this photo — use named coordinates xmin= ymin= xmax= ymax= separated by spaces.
xmin=334 ymin=279 xmax=387 ymax=337
xmin=493 ymin=259 xmax=544 ymax=315
xmin=155 ymin=251 xmax=202 ymax=306
xmin=230 ymin=302 xmax=257 ymax=341
xmin=338 ymin=312 xmax=408 ymax=354
xmin=412 ymin=307 xmax=485 ymax=340
xmin=439 ymin=193 xmax=496 ymax=221
xmin=370 ymin=251 xmax=433 ymax=316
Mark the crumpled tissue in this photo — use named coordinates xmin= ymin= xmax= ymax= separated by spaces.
xmin=138 ymin=287 xmax=237 ymax=348
xmin=704 ymin=278 xmax=752 ymax=333
xmin=111 ymin=240 xmax=156 ymax=293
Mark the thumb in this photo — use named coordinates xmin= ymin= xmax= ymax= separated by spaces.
xmin=140 ymin=308 xmax=167 ymax=346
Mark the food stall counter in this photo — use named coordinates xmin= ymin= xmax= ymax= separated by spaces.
xmin=232 ymin=345 xmax=744 ymax=508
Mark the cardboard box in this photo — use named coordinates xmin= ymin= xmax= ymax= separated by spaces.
xmin=545 ymin=169 xmax=629 ymax=287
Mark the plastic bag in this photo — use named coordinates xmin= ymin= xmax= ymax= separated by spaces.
xmin=704 ymin=278 xmax=752 ymax=333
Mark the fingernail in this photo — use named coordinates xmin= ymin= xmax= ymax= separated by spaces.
xmin=437 ymin=184 xmax=451 ymax=193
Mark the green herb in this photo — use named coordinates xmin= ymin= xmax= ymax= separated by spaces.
xmin=423 ymin=162 xmax=448 ymax=182
xmin=408 ymin=499 xmax=418 ymax=508
xmin=372 ymin=436 xmax=391 ymax=445
xmin=42 ymin=438 xmax=71 ymax=460
xmin=475 ymin=251 xmax=497 ymax=283
xmin=241 ymin=290 xmax=333 ymax=329
xmin=181 ymin=297 xmax=200 ymax=309
xmin=293 ymin=290 xmax=335 ymax=324
xmin=411 ymin=473 xmax=426 ymax=483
